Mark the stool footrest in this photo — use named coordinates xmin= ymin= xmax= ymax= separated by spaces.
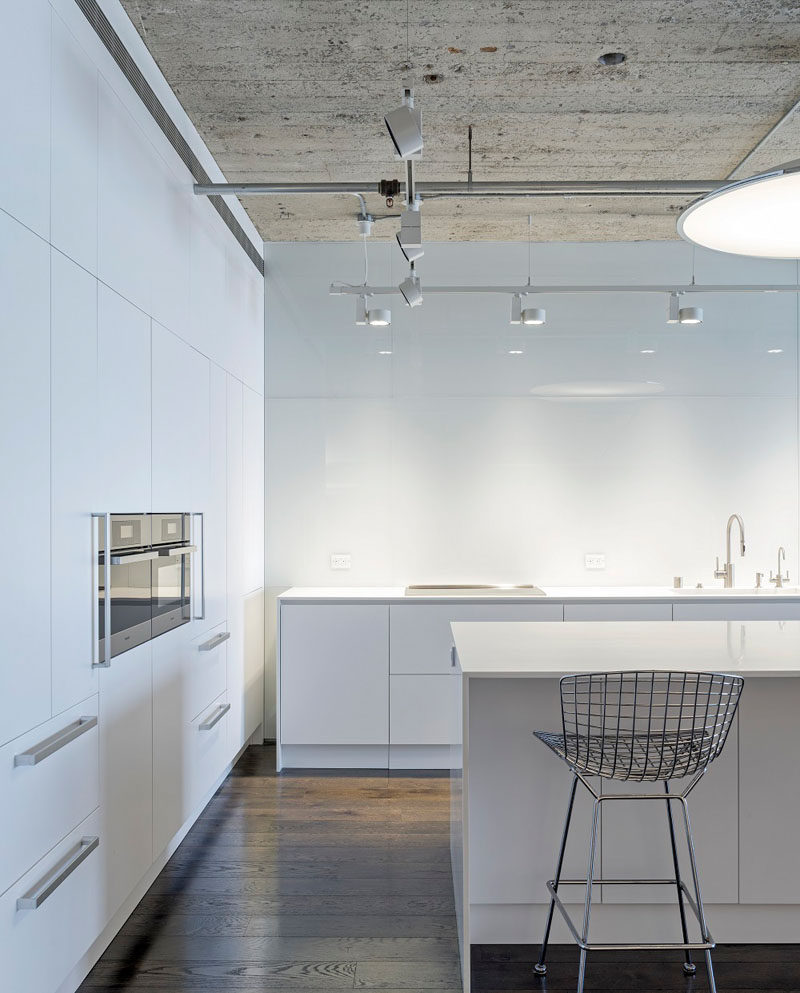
xmin=545 ymin=878 xmax=715 ymax=953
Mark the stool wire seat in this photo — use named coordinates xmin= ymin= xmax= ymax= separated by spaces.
xmin=532 ymin=670 xmax=743 ymax=993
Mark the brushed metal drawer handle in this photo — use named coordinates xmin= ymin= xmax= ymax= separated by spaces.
xmin=14 ymin=716 xmax=98 ymax=767
xmin=198 ymin=631 xmax=230 ymax=652
xmin=109 ymin=550 xmax=158 ymax=565
xmin=17 ymin=836 xmax=99 ymax=911
xmin=199 ymin=703 xmax=230 ymax=731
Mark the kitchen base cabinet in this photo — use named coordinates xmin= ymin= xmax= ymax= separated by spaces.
xmin=280 ymin=604 xmax=389 ymax=752
xmin=0 ymin=695 xmax=99 ymax=899
xmin=97 ymin=643 xmax=153 ymax=925
xmin=0 ymin=809 xmax=103 ymax=993
xmin=739 ymin=678 xmax=800 ymax=904
xmin=389 ymin=674 xmax=459 ymax=769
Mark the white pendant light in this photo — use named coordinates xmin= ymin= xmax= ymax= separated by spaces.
xmin=356 ymin=296 xmax=392 ymax=327
xmin=522 ymin=307 xmax=546 ymax=326
xmin=677 ymin=160 xmax=800 ymax=259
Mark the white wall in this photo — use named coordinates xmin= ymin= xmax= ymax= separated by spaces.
xmin=265 ymin=240 xmax=799 ymax=591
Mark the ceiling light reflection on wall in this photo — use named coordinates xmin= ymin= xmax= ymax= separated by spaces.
xmin=767 ymin=347 xmax=784 ymax=354
xmin=678 ymin=161 xmax=800 ymax=259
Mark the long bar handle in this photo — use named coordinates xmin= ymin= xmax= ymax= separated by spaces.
xmin=17 ymin=836 xmax=99 ymax=910
xmin=14 ymin=716 xmax=98 ymax=767
xmin=92 ymin=513 xmax=111 ymax=668
xmin=157 ymin=544 xmax=197 ymax=558
xmin=192 ymin=513 xmax=205 ymax=620
xmin=198 ymin=631 xmax=230 ymax=653
xmin=109 ymin=550 xmax=158 ymax=565
xmin=199 ymin=702 xmax=230 ymax=731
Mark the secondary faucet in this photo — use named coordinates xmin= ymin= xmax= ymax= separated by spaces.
xmin=770 ymin=546 xmax=789 ymax=589
xmin=714 ymin=514 xmax=746 ymax=588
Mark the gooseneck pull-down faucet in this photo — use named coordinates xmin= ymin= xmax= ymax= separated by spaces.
xmin=714 ymin=514 xmax=746 ymax=589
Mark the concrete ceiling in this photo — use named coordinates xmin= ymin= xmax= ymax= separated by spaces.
xmin=121 ymin=0 xmax=800 ymax=243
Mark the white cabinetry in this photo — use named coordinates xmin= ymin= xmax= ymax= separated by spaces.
xmin=205 ymin=364 xmax=228 ymax=629
xmin=153 ymin=623 xmax=229 ymax=856
xmin=51 ymin=253 xmax=100 ymax=716
xmin=151 ymin=322 xmax=210 ymax=511
xmin=243 ymin=387 xmax=265 ymax=595
xmin=0 ymin=214 xmax=51 ymax=747
xmin=739 ymin=678 xmax=800 ymax=904
xmin=0 ymin=696 xmax=99 ymax=899
xmin=97 ymin=643 xmax=153 ymax=924
xmin=0 ymin=809 xmax=103 ymax=993
xmin=280 ymin=605 xmax=389 ymax=764
xmin=564 ymin=602 xmax=672 ymax=621
xmin=97 ymin=284 xmax=151 ymax=513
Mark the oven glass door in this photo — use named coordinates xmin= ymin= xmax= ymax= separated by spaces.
xmin=98 ymin=515 xmax=154 ymax=660
xmin=151 ymin=549 xmax=191 ymax=638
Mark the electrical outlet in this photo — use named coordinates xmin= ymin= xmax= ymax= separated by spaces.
xmin=585 ymin=553 xmax=606 ymax=570
xmin=330 ymin=553 xmax=352 ymax=570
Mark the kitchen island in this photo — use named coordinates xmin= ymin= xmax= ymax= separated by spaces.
xmin=449 ymin=620 xmax=800 ymax=993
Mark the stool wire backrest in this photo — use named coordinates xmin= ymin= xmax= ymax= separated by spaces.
xmin=559 ymin=671 xmax=743 ymax=782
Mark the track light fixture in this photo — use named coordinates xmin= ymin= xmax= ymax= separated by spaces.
xmin=356 ymin=295 xmax=392 ymax=327
xmin=396 ymin=198 xmax=424 ymax=262
xmin=384 ymin=88 xmax=423 ymax=160
xmin=667 ymin=292 xmax=703 ymax=325
xmin=399 ymin=264 xmax=423 ymax=307
xmin=510 ymin=294 xmax=546 ymax=325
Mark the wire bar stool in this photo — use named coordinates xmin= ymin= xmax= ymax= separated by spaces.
xmin=533 ymin=670 xmax=744 ymax=993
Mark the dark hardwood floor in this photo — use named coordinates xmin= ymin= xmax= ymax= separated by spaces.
xmin=78 ymin=745 xmax=799 ymax=992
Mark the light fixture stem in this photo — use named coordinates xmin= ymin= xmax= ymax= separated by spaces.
xmin=363 ymin=233 xmax=369 ymax=287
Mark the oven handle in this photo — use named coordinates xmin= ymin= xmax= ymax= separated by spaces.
xmin=156 ymin=544 xmax=197 ymax=558
xmin=192 ymin=513 xmax=205 ymax=620
xmin=109 ymin=549 xmax=158 ymax=565
xmin=91 ymin=513 xmax=112 ymax=669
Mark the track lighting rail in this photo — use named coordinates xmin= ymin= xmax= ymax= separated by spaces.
xmin=329 ymin=282 xmax=800 ymax=297
xmin=194 ymin=180 xmax=723 ymax=199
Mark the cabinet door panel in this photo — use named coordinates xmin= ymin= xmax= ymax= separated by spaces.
xmin=243 ymin=387 xmax=264 ymax=595
xmin=390 ymin=603 xmax=563 ymax=674
xmin=0 ymin=214 xmax=51 ymax=746
xmin=98 ymin=642 xmax=152 ymax=924
xmin=564 ymin=603 xmax=672 ymax=621
xmin=390 ymin=675 xmax=458 ymax=745
xmin=280 ymin=605 xmax=389 ymax=745
xmin=739 ymin=678 xmax=800 ymax=904
xmin=0 ymin=810 xmax=103 ymax=993
xmin=204 ymin=364 xmax=227 ymax=629
xmin=673 ymin=602 xmax=800 ymax=620
xmin=225 ymin=377 xmax=246 ymax=752
xmin=96 ymin=285 xmax=151 ymax=512
xmin=51 ymin=253 xmax=99 ymax=714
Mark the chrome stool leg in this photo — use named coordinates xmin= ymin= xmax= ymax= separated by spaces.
xmin=679 ymin=797 xmax=717 ymax=993
xmin=664 ymin=782 xmax=696 ymax=976
xmin=534 ymin=774 xmax=578 ymax=977
xmin=576 ymin=798 xmax=601 ymax=993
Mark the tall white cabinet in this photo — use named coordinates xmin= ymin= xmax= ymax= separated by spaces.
xmin=0 ymin=4 xmax=266 ymax=991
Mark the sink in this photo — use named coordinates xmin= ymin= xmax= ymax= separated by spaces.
xmin=405 ymin=584 xmax=546 ymax=597
xmin=674 ymin=587 xmax=800 ymax=595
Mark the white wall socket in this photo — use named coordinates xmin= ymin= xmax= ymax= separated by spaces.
xmin=330 ymin=553 xmax=352 ymax=570
xmin=585 ymin=553 xmax=606 ymax=570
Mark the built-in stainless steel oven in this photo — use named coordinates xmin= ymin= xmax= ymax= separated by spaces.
xmin=96 ymin=512 xmax=199 ymax=664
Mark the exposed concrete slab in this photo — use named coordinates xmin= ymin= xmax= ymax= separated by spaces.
xmin=121 ymin=0 xmax=800 ymax=242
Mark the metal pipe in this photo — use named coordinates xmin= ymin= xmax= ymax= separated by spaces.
xmin=194 ymin=179 xmax=722 ymax=199
xmin=726 ymin=90 xmax=800 ymax=180
xmin=330 ymin=282 xmax=800 ymax=298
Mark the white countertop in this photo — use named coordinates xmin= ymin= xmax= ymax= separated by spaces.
xmin=451 ymin=620 xmax=800 ymax=678
xmin=278 ymin=585 xmax=800 ymax=603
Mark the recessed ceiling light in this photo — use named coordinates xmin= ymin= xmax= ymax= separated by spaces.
xmin=598 ymin=52 xmax=626 ymax=66
xmin=678 ymin=160 xmax=800 ymax=258
xmin=767 ymin=347 xmax=784 ymax=354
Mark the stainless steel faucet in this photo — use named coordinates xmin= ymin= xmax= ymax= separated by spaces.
xmin=770 ymin=546 xmax=789 ymax=589
xmin=714 ymin=514 xmax=746 ymax=588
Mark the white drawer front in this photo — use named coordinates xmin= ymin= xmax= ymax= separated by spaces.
xmin=189 ymin=622 xmax=229 ymax=721
xmin=0 ymin=808 xmax=102 ymax=993
xmin=0 ymin=696 xmax=99 ymax=897
xmin=390 ymin=603 xmax=564 ymax=674
xmin=390 ymin=675 xmax=459 ymax=745
xmin=192 ymin=691 xmax=230 ymax=807
xmin=564 ymin=603 xmax=673 ymax=621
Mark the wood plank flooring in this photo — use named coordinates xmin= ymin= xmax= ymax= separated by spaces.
xmin=78 ymin=745 xmax=799 ymax=992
